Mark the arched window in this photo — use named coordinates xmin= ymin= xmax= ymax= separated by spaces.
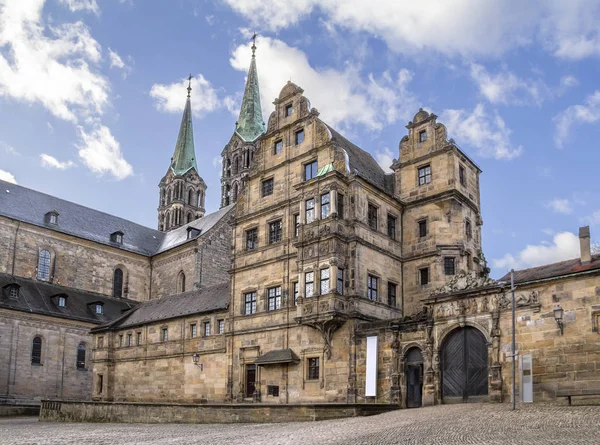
xmin=37 ymin=250 xmax=51 ymax=281
xmin=177 ymin=271 xmax=186 ymax=293
xmin=76 ymin=343 xmax=86 ymax=369
xmin=113 ymin=268 xmax=123 ymax=298
xmin=31 ymin=337 xmax=42 ymax=365
xmin=196 ymin=191 xmax=201 ymax=208
xmin=160 ymin=189 xmax=166 ymax=206
xmin=188 ymin=189 xmax=194 ymax=205
xmin=226 ymin=158 xmax=231 ymax=177
xmin=233 ymin=183 xmax=239 ymax=202
xmin=234 ymin=156 xmax=239 ymax=174
xmin=165 ymin=211 xmax=171 ymax=230
xmin=187 ymin=212 xmax=193 ymax=224
xmin=167 ymin=188 xmax=172 ymax=204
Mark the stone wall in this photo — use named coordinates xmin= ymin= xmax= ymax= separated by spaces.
xmin=0 ymin=309 xmax=95 ymax=404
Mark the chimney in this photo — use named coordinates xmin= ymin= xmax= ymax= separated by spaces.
xmin=579 ymin=226 xmax=591 ymax=264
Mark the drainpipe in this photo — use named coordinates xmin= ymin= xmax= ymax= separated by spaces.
xmin=400 ymin=206 xmax=405 ymax=316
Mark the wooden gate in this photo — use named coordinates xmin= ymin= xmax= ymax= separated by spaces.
xmin=441 ymin=327 xmax=488 ymax=403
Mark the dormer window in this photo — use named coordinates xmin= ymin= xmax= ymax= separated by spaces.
xmin=110 ymin=231 xmax=124 ymax=244
xmin=92 ymin=303 xmax=104 ymax=315
xmin=58 ymin=296 xmax=66 ymax=307
xmin=44 ymin=211 xmax=59 ymax=225
xmin=187 ymin=228 xmax=202 ymax=240
xmin=285 ymin=104 xmax=293 ymax=117
xmin=419 ymin=130 xmax=427 ymax=143
xmin=6 ymin=284 xmax=19 ymax=299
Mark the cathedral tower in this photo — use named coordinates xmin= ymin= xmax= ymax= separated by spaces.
xmin=220 ymin=36 xmax=265 ymax=207
xmin=158 ymin=77 xmax=207 ymax=231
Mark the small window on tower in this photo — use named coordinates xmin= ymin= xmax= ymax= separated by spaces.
xmin=285 ymin=104 xmax=293 ymax=117
xmin=419 ymin=130 xmax=427 ymax=143
xmin=274 ymin=139 xmax=283 ymax=154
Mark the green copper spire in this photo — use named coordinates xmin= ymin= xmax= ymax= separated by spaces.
xmin=235 ymin=35 xmax=265 ymax=143
xmin=171 ymin=75 xmax=198 ymax=176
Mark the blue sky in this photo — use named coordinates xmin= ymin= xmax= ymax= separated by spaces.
xmin=1 ymin=0 xmax=599 ymax=278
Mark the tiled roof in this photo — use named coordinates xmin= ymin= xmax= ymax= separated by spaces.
xmin=0 ymin=180 xmax=163 ymax=256
xmin=498 ymin=254 xmax=600 ymax=284
xmin=170 ymin=93 xmax=198 ymax=176
xmin=95 ymin=282 xmax=230 ymax=331
xmin=0 ymin=273 xmax=136 ymax=324
xmin=324 ymin=124 xmax=391 ymax=193
xmin=155 ymin=204 xmax=234 ymax=253
xmin=0 ymin=180 xmax=232 ymax=256
xmin=254 ymin=348 xmax=300 ymax=365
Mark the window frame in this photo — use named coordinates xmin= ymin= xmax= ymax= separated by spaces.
xmin=268 ymin=219 xmax=283 ymax=244
xmin=273 ymin=139 xmax=283 ymax=154
xmin=418 ymin=219 xmax=427 ymax=238
xmin=367 ymin=274 xmax=378 ymax=301
xmin=58 ymin=296 xmax=66 ymax=308
xmin=305 ymin=198 xmax=315 ymax=224
xmin=307 ymin=357 xmax=320 ymax=380
xmin=136 ymin=332 xmax=142 ymax=346
xmin=31 ymin=336 xmax=42 ymax=365
xmin=95 ymin=303 xmax=103 ymax=315
xmin=304 ymin=160 xmax=318 ymax=181
xmin=293 ymin=281 xmax=299 ymax=305
xmin=218 ymin=319 xmax=225 ymax=335
xmin=336 ymin=269 xmax=344 ymax=295
xmin=244 ymin=291 xmax=257 ymax=315
xmin=444 ymin=257 xmax=456 ymax=276
xmin=367 ymin=203 xmax=378 ymax=231
xmin=245 ymin=227 xmax=258 ymax=251
xmin=285 ymin=103 xmax=293 ymax=117
xmin=203 ymin=321 xmax=211 ymax=337
xmin=261 ymin=178 xmax=274 ymax=197
xmin=190 ymin=323 xmax=197 ymax=338
xmin=459 ymin=165 xmax=466 ymax=186
xmin=465 ymin=220 xmax=472 ymax=240
xmin=161 ymin=327 xmax=168 ymax=342
xmin=320 ymin=192 xmax=330 ymax=219
xmin=418 ymin=165 xmax=431 ymax=186
xmin=388 ymin=282 xmax=397 ymax=307
xmin=293 ymin=213 xmax=300 ymax=238
xmin=387 ymin=213 xmax=397 ymax=239
xmin=295 ymin=129 xmax=305 ymax=145
xmin=320 ymin=268 xmax=330 ymax=295
xmin=419 ymin=130 xmax=427 ymax=143
xmin=267 ymin=286 xmax=282 ymax=311
xmin=113 ymin=268 xmax=124 ymax=298
xmin=37 ymin=249 xmax=51 ymax=281
xmin=337 ymin=193 xmax=344 ymax=218
xmin=305 ymin=271 xmax=314 ymax=298
xmin=419 ymin=267 xmax=430 ymax=286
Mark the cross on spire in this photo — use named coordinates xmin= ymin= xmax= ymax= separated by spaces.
xmin=251 ymin=32 xmax=258 ymax=57
xmin=187 ymin=74 xmax=192 ymax=98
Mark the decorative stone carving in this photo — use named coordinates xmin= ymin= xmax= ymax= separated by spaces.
xmin=429 ymin=271 xmax=496 ymax=297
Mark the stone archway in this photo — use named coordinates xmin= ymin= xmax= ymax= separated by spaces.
xmin=441 ymin=326 xmax=488 ymax=403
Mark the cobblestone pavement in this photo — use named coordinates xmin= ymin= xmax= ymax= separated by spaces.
xmin=2 ymin=403 xmax=600 ymax=445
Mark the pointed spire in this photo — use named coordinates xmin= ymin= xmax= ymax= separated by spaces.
xmin=171 ymin=77 xmax=198 ymax=176
xmin=235 ymin=34 xmax=265 ymax=143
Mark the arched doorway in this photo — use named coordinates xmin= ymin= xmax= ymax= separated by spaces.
xmin=441 ymin=326 xmax=488 ymax=403
xmin=405 ymin=348 xmax=423 ymax=408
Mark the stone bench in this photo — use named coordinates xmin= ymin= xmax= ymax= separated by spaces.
xmin=561 ymin=391 xmax=600 ymax=406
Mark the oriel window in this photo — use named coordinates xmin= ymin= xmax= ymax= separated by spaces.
xmin=320 ymin=268 xmax=330 ymax=294
xmin=337 ymin=193 xmax=344 ymax=218
xmin=305 ymin=198 xmax=315 ymax=224
xmin=320 ymin=193 xmax=330 ymax=219
xmin=367 ymin=275 xmax=378 ymax=301
xmin=305 ymin=272 xmax=314 ymax=298
xmin=304 ymin=161 xmax=318 ymax=181
xmin=336 ymin=269 xmax=344 ymax=295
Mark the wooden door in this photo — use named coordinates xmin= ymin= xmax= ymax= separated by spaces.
xmin=442 ymin=327 xmax=488 ymax=403
xmin=406 ymin=364 xmax=423 ymax=408
xmin=245 ymin=365 xmax=256 ymax=397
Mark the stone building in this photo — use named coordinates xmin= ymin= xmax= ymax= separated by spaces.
xmin=0 ymin=83 xmax=233 ymax=406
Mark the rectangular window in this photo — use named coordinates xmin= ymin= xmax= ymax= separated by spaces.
xmin=367 ymin=275 xmax=378 ymax=301
xmin=305 ymin=198 xmax=315 ymax=224
xmin=98 ymin=336 xmax=104 ymax=348
xmin=320 ymin=193 xmax=330 ymax=219
xmin=98 ymin=374 xmax=103 ymax=394
xmin=337 ymin=269 xmax=344 ymax=295
xmin=459 ymin=165 xmax=466 ymax=186
xmin=418 ymin=165 xmax=431 ymax=185
xmin=418 ymin=220 xmax=427 ymax=238
xmin=262 ymin=178 xmax=274 ymax=197
xmin=444 ymin=257 xmax=456 ymax=276
xmin=161 ymin=328 xmax=168 ymax=342
xmin=293 ymin=281 xmax=299 ymax=305
xmin=294 ymin=213 xmax=300 ymax=238
xmin=295 ymin=129 xmax=305 ymax=144
xmin=466 ymin=252 xmax=472 ymax=270
xmin=274 ymin=139 xmax=283 ymax=154
xmin=285 ymin=103 xmax=293 ymax=116
xmin=136 ymin=332 xmax=142 ymax=346
xmin=304 ymin=161 xmax=317 ymax=181
xmin=368 ymin=204 xmax=378 ymax=230
xmin=246 ymin=228 xmax=258 ymax=251
xmin=190 ymin=323 xmax=197 ymax=338
xmin=269 ymin=220 xmax=282 ymax=244
xmin=245 ymin=292 xmax=257 ymax=315
xmin=95 ymin=304 xmax=103 ymax=315
xmin=58 ymin=296 xmax=66 ymax=307
xmin=126 ymin=333 xmax=132 ymax=347
xmin=267 ymin=286 xmax=282 ymax=311
xmin=419 ymin=130 xmax=427 ymax=143
xmin=419 ymin=268 xmax=429 ymax=286
xmin=387 ymin=214 xmax=397 ymax=239
xmin=119 ymin=335 xmax=123 ymax=347
xmin=388 ymin=282 xmax=397 ymax=307
xmin=466 ymin=220 xmax=472 ymax=240
xmin=305 ymin=272 xmax=314 ymax=298
xmin=307 ymin=357 xmax=320 ymax=380
xmin=337 ymin=193 xmax=344 ymax=218
xmin=204 ymin=321 xmax=211 ymax=337
xmin=218 ymin=319 xmax=225 ymax=334
xmin=267 ymin=385 xmax=280 ymax=397
xmin=320 ymin=268 xmax=330 ymax=294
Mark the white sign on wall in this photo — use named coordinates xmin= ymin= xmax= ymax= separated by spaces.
xmin=365 ymin=336 xmax=378 ymax=397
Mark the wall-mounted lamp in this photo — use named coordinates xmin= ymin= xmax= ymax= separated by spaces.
xmin=553 ymin=304 xmax=564 ymax=336
xmin=192 ymin=353 xmax=203 ymax=371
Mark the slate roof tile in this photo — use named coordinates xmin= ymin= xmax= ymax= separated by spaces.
xmin=498 ymin=254 xmax=600 ymax=284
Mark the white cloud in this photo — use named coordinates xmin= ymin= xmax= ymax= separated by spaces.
xmin=553 ymin=91 xmax=600 ymax=148
xmin=492 ymin=231 xmax=581 ymax=271
xmin=583 ymin=210 xmax=600 ymax=227
xmin=76 ymin=125 xmax=133 ymax=180
xmin=229 ymin=37 xmax=417 ymax=131
xmin=0 ymin=170 xmax=17 ymax=184
xmin=223 ymin=0 xmax=600 ymax=60
xmin=149 ymin=74 xmax=221 ymax=118
xmin=1 ymin=142 xmax=19 ymax=156
xmin=441 ymin=104 xmax=523 ymax=160
xmin=39 ymin=154 xmax=76 ymax=170
xmin=469 ymin=63 xmax=548 ymax=106
xmin=545 ymin=198 xmax=573 ymax=214
xmin=374 ymin=147 xmax=394 ymax=173
xmin=542 ymin=228 xmax=554 ymax=236
xmin=560 ymin=75 xmax=579 ymax=88
xmin=0 ymin=0 xmax=109 ymax=123
xmin=47 ymin=122 xmax=54 ymax=133
xmin=57 ymin=0 xmax=99 ymax=15
xmin=108 ymin=48 xmax=132 ymax=78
